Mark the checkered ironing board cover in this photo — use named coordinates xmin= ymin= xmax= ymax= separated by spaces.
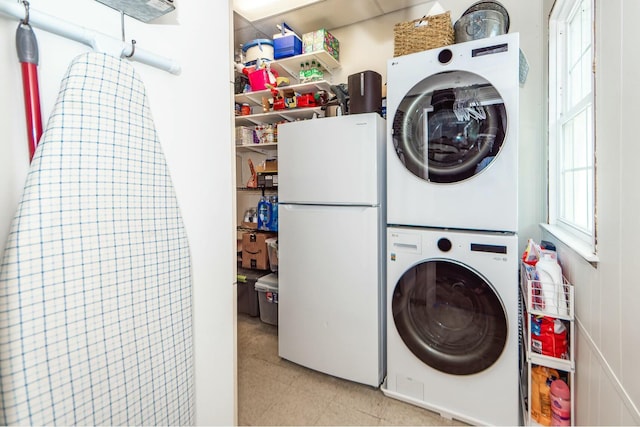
xmin=0 ymin=52 xmax=193 ymax=425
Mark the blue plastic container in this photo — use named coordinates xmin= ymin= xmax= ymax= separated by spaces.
xmin=274 ymin=35 xmax=302 ymax=59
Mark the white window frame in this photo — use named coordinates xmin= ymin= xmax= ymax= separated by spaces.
xmin=547 ymin=0 xmax=597 ymax=261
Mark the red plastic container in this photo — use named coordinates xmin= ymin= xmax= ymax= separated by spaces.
xmin=248 ymin=68 xmax=278 ymax=91
xmin=297 ymin=93 xmax=316 ymax=108
xmin=273 ymin=97 xmax=286 ymax=110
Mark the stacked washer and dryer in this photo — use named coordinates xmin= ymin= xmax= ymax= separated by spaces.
xmin=382 ymin=33 xmax=521 ymax=425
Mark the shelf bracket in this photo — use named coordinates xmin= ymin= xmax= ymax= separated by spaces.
xmin=277 ymin=62 xmax=297 ymax=81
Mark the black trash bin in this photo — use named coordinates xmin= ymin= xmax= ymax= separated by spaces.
xmin=237 ymin=267 xmax=269 ymax=317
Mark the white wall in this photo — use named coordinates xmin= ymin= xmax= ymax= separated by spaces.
xmin=541 ymin=0 xmax=640 ymax=424
xmin=0 ymin=0 xmax=235 ymax=425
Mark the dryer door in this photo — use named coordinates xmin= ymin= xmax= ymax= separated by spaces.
xmin=391 ymin=70 xmax=507 ymax=183
xmin=392 ymin=259 xmax=507 ymax=375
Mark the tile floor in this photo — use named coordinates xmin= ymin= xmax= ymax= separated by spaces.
xmin=237 ymin=314 xmax=469 ymax=426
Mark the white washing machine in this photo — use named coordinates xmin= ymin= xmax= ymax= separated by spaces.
xmin=386 ymin=33 xmax=520 ymax=232
xmin=382 ymin=226 xmax=519 ymax=426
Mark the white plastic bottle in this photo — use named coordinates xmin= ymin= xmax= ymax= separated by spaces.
xmin=536 ymin=251 xmax=565 ymax=315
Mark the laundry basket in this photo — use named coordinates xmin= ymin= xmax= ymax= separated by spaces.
xmin=393 ymin=11 xmax=454 ymax=57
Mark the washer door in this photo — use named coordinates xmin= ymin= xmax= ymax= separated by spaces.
xmin=391 ymin=70 xmax=507 ymax=183
xmin=392 ymin=259 xmax=508 ymax=375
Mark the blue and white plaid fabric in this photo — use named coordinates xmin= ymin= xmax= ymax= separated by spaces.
xmin=0 ymin=53 xmax=193 ymax=425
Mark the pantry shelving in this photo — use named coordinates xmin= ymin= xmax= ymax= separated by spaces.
xmin=268 ymin=50 xmax=341 ymax=80
xmin=235 ymin=80 xmax=333 ymax=107
xmin=235 ymin=80 xmax=332 ymax=126
xmin=234 ymin=50 xmax=339 ymax=126
xmin=235 ymin=142 xmax=278 ymax=155
xmin=236 ymin=186 xmax=278 ymax=192
xmin=233 ymin=51 xmax=339 ymax=274
xmin=519 ymin=262 xmax=575 ymax=426
xmin=235 ymin=107 xmax=323 ymax=126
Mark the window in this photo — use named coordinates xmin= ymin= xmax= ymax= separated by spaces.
xmin=548 ymin=0 xmax=596 ymax=255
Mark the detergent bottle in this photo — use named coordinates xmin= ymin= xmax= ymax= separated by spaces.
xmin=268 ymin=195 xmax=278 ymax=231
xmin=536 ymin=251 xmax=565 ymax=315
xmin=257 ymin=196 xmax=272 ymax=231
xmin=550 ymin=379 xmax=571 ymax=426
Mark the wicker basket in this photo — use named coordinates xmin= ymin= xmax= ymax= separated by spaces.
xmin=393 ymin=11 xmax=454 ymax=57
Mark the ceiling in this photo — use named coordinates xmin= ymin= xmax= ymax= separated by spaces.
xmin=233 ymin=0 xmax=433 ymax=48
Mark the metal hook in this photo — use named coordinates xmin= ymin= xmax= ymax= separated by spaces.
xmin=119 ymin=10 xmax=136 ymax=58
xmin=120 ymin=11 xmax=125 ymax=42
xmin=21 ymin=0 xmax=29 ymax=25
xmin=125 ymin=39 xmax=136 ymax=58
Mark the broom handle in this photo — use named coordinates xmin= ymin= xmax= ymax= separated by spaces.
xmin=17 ymin=21 xmax=43 ymax=162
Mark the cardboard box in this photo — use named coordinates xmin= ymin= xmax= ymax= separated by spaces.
xmin=242 ymin=232 xmax=276 ymax=270
xmin=255 ymin=159 xmax=278 ymax=172
xmin=302 ymin=29 xmax=339 ymax=61
xmin=302 ymin=32 xmax=314 ymax=53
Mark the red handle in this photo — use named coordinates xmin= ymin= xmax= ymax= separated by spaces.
xmin=20 ymin=61 xmax=43 ymax=162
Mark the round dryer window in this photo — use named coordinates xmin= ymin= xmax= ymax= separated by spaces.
xmin=392 ymin=259 xmax=508 ymax=375
xmin=391 ymin=70 xmax=507 ymax=183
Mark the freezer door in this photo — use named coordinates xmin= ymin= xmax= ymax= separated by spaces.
xmin=278 ymin=114 xmax=385 ymax=205
xmin=278 ymin=204 xmax=384 ymax=386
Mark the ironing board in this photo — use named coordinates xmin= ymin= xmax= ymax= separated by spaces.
xmin=0 ymin=53 xmax=193 ymax=425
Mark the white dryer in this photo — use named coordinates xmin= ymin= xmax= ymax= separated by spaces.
xmin=382 ymin=226 xmax=519 ymax=426
xmin=386 ymin=33 xmax=519 ymax=232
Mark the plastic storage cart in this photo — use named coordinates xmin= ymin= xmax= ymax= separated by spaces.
xmin=520 ymin=262 xmax=575 ymax=426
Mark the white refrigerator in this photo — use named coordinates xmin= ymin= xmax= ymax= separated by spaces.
xmin=277 ymin=113 xmax=386 ymax=387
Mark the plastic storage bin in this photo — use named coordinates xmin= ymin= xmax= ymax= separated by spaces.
xmin=255 ymin=273 xmax=278 ymax=325
xmin=248 ymin=67 xmax=278 ymax=92
xmin=266 ymin=237 xmax=278 ymax=272
xmin=237 ymin=267 xmax=265 ymax=317
xmin=242 ymin=39 xmax=274 ymax=66
xmin=274 ymin=35 xmax=302 ymax=59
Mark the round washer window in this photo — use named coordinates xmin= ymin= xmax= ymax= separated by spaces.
xmin=392 ymin=259 xmax=508 ymax=375
xmin=391 ymin=70 xmax=507 ymax=183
